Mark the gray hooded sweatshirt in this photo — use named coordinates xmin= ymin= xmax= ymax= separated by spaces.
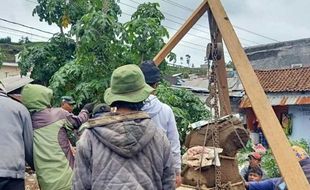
xmin=0 ymin=91 xmax=33 ymax=179
xmin=73 ymin=112 xmax=175 ymax=190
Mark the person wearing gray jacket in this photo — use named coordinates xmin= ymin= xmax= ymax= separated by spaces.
xmin=0 ymin=83 xmax=33 ymax=190
xmin=73 ymin=64 xmax=175 ymax=190
xmin=140 ymin=60 xmax=182 ymax=187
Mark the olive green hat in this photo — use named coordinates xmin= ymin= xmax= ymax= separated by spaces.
xmin=104 ymin=64 xmax=154 ymax=105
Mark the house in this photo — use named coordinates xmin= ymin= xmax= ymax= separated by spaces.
xmin=175 ymin=71 xmax=244 ymax=114
xmin=241 ymin=38 xmax=310 ymax=144
xmin=0 ymin=62 xmax=20 ymax=79
xmin=0 ymin=44 xmax=22 ymax=79
xmin=245 ymin=38 xmax=310 ymax=70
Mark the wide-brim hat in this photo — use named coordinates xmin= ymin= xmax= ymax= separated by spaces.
xmin=104 ymin=64 xmax=154 ymax=105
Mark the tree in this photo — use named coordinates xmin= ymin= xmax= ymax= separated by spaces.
xmin=185 ymin=54 xmax=191 ymax=67
xmin=18 ymin=37 xmax=31 ymax=44
xmin=49 ymin=2 xmax=173 ymax=104
xmin=0 ymin=37 xmax=11 ymax=43
xmin=32 ymin=0 xmax=91 ymax=34
xmin=18 ymin=34 xmax=76 ymax=86
xmin=124 ymin=2 xmax=169 ymax=63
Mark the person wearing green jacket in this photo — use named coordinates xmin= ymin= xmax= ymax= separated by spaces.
xmin=21 ymin=84 xmax=93 ymax=190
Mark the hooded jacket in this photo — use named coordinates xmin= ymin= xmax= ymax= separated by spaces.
xmin=73 ymin=112 xmax=175 ymax=190
xmin=21 ymin=84 xmax=88 ymax=190
xmin=142 ymin=94 xmax=181 ymax=174
xmin=0 ymin=91 xmax=33 ymax=179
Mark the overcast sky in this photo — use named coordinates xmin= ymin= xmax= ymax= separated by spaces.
xmin=1 ymin=0 xmax=310 ymax=66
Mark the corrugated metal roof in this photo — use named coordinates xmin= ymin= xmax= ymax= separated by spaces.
xmin=240 ymin=93 xmax=310 ymax=108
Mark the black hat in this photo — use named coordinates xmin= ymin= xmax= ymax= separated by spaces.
xmin=139 ymin=60 xmax=161 ymax=84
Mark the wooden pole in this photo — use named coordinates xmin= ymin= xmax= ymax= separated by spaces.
xmin=208 ymin=11 xmax=231 ymax=116
xmin=207 ymin=0 xmax=309 ymax=189
xmin=153 ymin=0 xmax=209 ymax=65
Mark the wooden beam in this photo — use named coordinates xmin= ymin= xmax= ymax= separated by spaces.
xmin=208 ymin=11 xmax=231 ymax=116
xmin=207 ymin=0 xmax=309 ymax=189
xmin=153 ymin=0 xmax=209 ymax=65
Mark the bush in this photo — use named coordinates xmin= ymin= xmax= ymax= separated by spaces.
xmin=156 ymin=84 xmax=211 ymax=146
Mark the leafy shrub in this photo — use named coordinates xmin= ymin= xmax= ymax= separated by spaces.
xmin=156 ymin=84 xmax=211 ymax=146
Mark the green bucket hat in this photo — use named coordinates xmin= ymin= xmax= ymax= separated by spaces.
xmin=104 ymin=64 xmax=154 ymax=105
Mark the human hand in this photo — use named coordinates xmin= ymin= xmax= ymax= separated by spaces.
xmin=175 ymin=174 xmax=182 ymax=187
xmin=83 ymin=103 xmax=95 ymax=114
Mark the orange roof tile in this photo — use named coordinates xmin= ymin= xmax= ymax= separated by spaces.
xmin=255 ymin=67 xmax=310 ymax=92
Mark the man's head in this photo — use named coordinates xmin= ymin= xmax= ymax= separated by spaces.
xmin=248 ymin=152 xmax=262 ymax=167
xmin=61 ymin=96 xmax=76 ymax=113
xmin=92 ymin=103 xmax=111 ymax=118
xmin=139 ymin=60 xmax=161 ymax=88
xmin=21 ymin=84 xmax=53 ymax=113
xmin=247 ymin=166 xmax=263 ymax=182
xmin=104 ymin=64 xmax=154 ymax=111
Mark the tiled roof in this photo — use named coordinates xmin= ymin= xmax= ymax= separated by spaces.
xmin=255 ymin=67 xmax=310 ymax=92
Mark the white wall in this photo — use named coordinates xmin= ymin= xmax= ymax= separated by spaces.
xmin=289 ymin=105 xmax=310 ymax=144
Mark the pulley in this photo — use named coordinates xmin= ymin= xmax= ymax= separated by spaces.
xmin=206 ymin=42 xmax=223 ymax=61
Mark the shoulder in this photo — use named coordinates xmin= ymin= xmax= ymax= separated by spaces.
xmin=159 ymin=101 xmax=174 ymax=114
xmin=4 ymin=97 xmax=31 ymax=116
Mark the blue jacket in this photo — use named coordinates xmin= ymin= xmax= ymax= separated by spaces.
xmin=142 ymin=94 xmax=181 ymax=174
xmin=0 ymin=92 xmax=33 ymax=179
xmin=248 ymin=158 xmax=310 ymax=190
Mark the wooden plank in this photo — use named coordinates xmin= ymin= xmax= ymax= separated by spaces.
xmin=207 ymin=0 xmax=309 ymax=189
xmin=207 ymin=11 xmax=231 ymax=116
xmin=153 ymin=0 xmax=209 ymax=65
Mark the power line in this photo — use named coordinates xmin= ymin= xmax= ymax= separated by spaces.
xmin=0 ymin=25 xmax=50 ymax=39
xmin=120 ymin=2 xmax=211 ymax=37
xmin=121 ymin=1 xmax=259 ymax=46
xmin=160 ymin=0 xmax=280 ymax=42
xmin=0 ymin=29 xmax=42 ymax=41
xmin=233 ymin=25 xmax=280 ymax=42
xmin=0 ymin=17 xmax=54 ymax=35
xmin=120 ymin=2 xmax=211 ymax=39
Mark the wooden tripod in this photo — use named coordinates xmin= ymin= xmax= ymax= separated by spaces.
xmin=153 ymin=0 xmax=309 ymax=189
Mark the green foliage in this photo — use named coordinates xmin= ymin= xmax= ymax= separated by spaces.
xmin=124 ymin=2 xmax=170 ymax=63
xmin=18 ymin=37 xmax=31 ymax=44
xmin=50 ymin=2 xmax=171 ymax=105
xmin=237 ymin=139 xmax=310 ymax=178
xmin=33 ymin=0 xmax=67 ymax=32
xmin=262 ymin=139 xmax=310 ymax=178
xmin=18 ymin=35 xmax=75 ymax=85
xmin=156 ymin=84 xmax=211 ymax=145
xmin=0 ymin=37 xmax=11 ymax=43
